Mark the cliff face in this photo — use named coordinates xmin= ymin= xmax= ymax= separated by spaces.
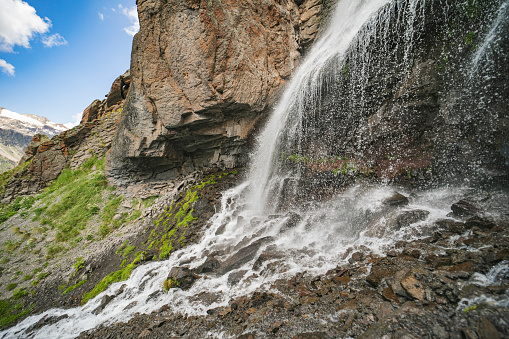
xmin=107 ymin=0 xmax=327 ymax=185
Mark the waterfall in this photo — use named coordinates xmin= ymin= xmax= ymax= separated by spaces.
xmin=2 ymin=0 xmax=507 ymax=337
xmin=247 ymin=0 xmax=391 ymax=213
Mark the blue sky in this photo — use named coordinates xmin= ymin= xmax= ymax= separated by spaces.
xmin=0 ymin=0 xmax=138 ymax=125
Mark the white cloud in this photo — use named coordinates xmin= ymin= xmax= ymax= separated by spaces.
xmin=42 ymin=33 xmax=67 ymax=48
xmin=0 ymin=59 xmax=15 ymax=76
xmin=98 ymin=12 xmax=104 ymax=21
xmin=0 ymin=0 xmax=51 ymax=52
xmin=118 ymin=4 xmax=139 ymax=36
xmin=64 ymin=111 xmax=83 ymax=128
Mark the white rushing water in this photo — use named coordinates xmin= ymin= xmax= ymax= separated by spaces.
xmin=247 ymin=0 xmax=391 ymax=213
xmin=2 ymin=0 xmax=507 ymax=337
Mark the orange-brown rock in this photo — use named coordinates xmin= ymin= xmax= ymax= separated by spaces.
xmin=107 ymin=0 xmax=327 ymax=184
xmin=81 ymin=71 xmax=131 ymax=124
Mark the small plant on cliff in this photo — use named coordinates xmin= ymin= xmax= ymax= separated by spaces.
xmin=162 ymin=277 xmax=179 ymax=292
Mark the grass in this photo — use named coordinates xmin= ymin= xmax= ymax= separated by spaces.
xmin=0 ymin=196 xmax=35 ymax=224
xmin=31 ymin=272 xmax=50 ymax=286
xmin=32 ymin=157 xmax=109 ymax=243
xmin=62 ymin=279 xmax=87 ymax=295
xmin=81 ymin=255 xmax=141 ymax=305
xmin=6 ymin=283 xmax=17 ymax=291
xmin=0 ymin=299 xmax=30 ymax=328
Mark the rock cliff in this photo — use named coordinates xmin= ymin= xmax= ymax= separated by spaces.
xmin=107 ymin=0 xmax=328 ymax=186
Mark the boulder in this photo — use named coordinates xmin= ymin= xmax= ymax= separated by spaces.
xmin=383 ymin=193 xmax=409 ymax=207
xmin=164 ymin=267 xmax=199 ymax=290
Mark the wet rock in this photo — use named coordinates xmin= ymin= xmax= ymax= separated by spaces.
xmin=393 ymin=329 xmax=420 ymax=339
xmin=465 ymin=215 xmax=496 ymax=229
xmin=195 ymin=257 xmax=221 ymax=274
xmin=477 ymin=317 xmax=501 ymax=339
xmin=219 ymin=237 xmax=274 ymax=274
xmin=425 ymin=254 xmax=452 ymax=268
xmin=269 ymin=321 xmax=285 ymax=334
xmin=165 ymin=267 xmax=199 ymax=290
xmin=383 ymin=193 xmax=409 ymax=207
xmin=451 ymin=200 xmax=480 ymax=218
xmin=228 ymin=270 xmax=248 ymax=286
xmin=436 ymin=219 xmax=466 ymax=234
xmin=26 ymin=314 xmax=69 ymax=333
xmin=349 ymin=251 xmax=365 ymax=263
xmin=279 ymin=211 xmax=303 ymax=233
xmin=252 ymin=248 xmax=285 ymax=270
xmin=366 ymin=263 xmax=397 ymax=287
xmin=391 ymin=269 xmax=411 ymax=298
xmin=397 ymin=210 xmax=429 ymax=228
xmin=92 ymin=295 xmax=114 ymax=315
xmin=400 ymin=274 xmax=425 ymax=300
xmin=292 ymin=332 xmax=330 ymax=339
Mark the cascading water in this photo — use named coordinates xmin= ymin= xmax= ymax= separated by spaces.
xmin=2 ymin=0 xmax=508 ymax=337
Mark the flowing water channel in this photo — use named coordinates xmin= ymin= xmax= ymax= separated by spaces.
xmin=2 ymin=0 xmax=507 ymax=337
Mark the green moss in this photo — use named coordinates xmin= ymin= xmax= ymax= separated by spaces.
xmin=123 ymin=245 xmax=136 ymax=257
xmin=6 ymin=283 xmax=17 ymax=291
xmin=0 ymin=299 xmax=31 ymax=328
xmin=62 ymin=279 xmax=87 ymax=295
xmin=463 ymin=305 xmax=477 ymax=313
xmin=162 ymin=277 xmax=179 ymax=292
xmin=12 ymin=288 xmax=27 ymax=300
xmin=81 ymin=261 xmax=136 ymax=305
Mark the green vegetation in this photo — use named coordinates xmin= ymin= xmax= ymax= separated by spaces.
xmin=162 ymin=277 xmax=179 ymax=292
xmin=31 ymin=272 xmax=50 ymax=286
xmin=12 ymin=288 xmax=27 ymax=300
xmin=0 ymin=196 xmax=36 ymax=224
xmin=0 ymin=299 xmax=31 ymax=328
xmin=463 ymin=304 xmax=477 ymax=313
xmin=22 ymin=274 xmax=33 ymax=281
xmin=34 ymin=157 xmax=108 ymax=242
xmin=0 ymin=159 xmax=32 ymax=196
xmin=81 ymin=254 xmax=141 ymax=305
xmin=72 ymin=257 xmax=85 ymax=275
xmin=6 ymin=283 xmax=17 ymax=291
xmin=141 ymin=196 xmax=158 ymax=208
xmin=62 ymin=279 xmax=87 ymax=295
xmin=81 ymin=170 xmax=237 ymax=304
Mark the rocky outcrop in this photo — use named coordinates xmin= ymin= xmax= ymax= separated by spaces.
xmin=0 ymin=72 xmax=130 ymax=202
xmin=81 ymin=71 xmax=131 ymax=124
xmin=107 ymin=0 xmax=329 ymax=185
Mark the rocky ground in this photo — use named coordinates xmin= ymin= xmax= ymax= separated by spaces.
xmin=69 ymin=189 xmax=509 ymax=339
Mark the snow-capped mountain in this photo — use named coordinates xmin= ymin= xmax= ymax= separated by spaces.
xmin=0 ymin=107 xmax=70 ymax=172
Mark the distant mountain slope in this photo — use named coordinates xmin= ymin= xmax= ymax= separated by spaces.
xmin=0 ymin=107 xmax=69 ymax=172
